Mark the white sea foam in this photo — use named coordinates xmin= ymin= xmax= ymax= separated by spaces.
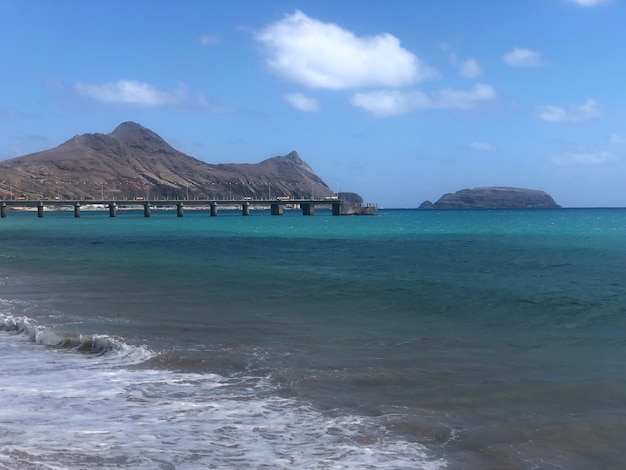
xmin=0 ymin=313 xmax=154 ymax=366
xmin=0 ymin=312 xmax=39 ymax=340
xmin=0 ymin=314 xmax=446 ymax=470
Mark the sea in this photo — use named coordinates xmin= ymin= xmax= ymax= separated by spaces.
xmin=1 ymin=207 xmax=625 ymax=469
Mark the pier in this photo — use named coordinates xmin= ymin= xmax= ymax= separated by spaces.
xmin=0 ymin=198 xmax=377 ymax=218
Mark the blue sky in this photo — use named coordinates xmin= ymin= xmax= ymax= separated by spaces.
xmin=1 ymin=0 xmax=624 ymax=208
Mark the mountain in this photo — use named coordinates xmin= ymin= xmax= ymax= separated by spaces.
xmin=419 ymin=187 xmax=560 ymax=209
xmin=0 ymin=122 xmax=335 ymax=201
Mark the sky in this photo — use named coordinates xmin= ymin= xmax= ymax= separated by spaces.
xmin=1 ymin=0 xmax=625 ymax=208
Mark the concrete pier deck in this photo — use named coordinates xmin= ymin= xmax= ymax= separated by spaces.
xmin=1 ymin=198 xmax=377 ymax=218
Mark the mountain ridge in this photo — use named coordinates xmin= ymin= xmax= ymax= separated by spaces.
xmin=0 ymin=122 xmax=336 ymax=201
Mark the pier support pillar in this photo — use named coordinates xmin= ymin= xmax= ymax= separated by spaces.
xmin=37 ymin=202 xmax=44 ymax=218
xmin=242 ymin=202 xmax=250 ymax=216
xmin=1 ymin=202 xmax=6 ymax=218
xmin=177 ymin=202 xmax=184 ymax=217
xmin=210 ymin=202 xmax=218 ymax=216
xmin=301 ymin=202 xmax=314 ymax=216
xmin=271 ymin=202 xmax=283 ymax=216
xmin=143 ymin=203 xmax=151 ymax=218
xmin=109 ymin=202 xmax=117 ymax=217
xmin=332 ymin=202 xmax=342 ymax=216
xmin=74 ymin=203 xmax=81 ymax=218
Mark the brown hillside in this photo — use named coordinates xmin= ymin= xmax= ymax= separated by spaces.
xmin=0 ymin=122 xmax=334 ymax=201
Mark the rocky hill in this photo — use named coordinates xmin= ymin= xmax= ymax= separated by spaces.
xmin=419 ymin=187 xmax=560 ymax=209
xmin=0 ymin=122 xmax=336 ymax=201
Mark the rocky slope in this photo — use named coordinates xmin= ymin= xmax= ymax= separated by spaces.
xmin=419 ymin=187 xmax=560 ymax=209
xmin=0 ymin=122 xmax=336 ymax=201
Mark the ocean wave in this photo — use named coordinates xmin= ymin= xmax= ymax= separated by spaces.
xmin=0 ymin=313 xmax=154 ymax=365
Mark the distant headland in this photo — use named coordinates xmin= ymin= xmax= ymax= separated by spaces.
xmin=419 ymin=187 xmax=560 ymax=210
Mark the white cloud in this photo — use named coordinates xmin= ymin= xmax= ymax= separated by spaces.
xmin=351 ymin=84 xmax=496 ymax=117
xmin=448 ymin=51 xmax=482 ymax=79
xmin=197 ymin=34 xmax=220 ymax=46
xmin=75 ymin=80 xmax=187 ymax=106
xmin=351 ymin=90 xmax=430 ymax=117
xmin=458 ymin=59 xmax=482 ymax=79
xmin=195 ymin=92 xmax=235 ymax=114
xmin=610 ymin=133 xmax=626 ymax=144
xmin=534 ymin=99 xmax=600 ymax=122
xmin=502 ymin=48 xmax=543 ymax=67
xmin=0 ymin=107 xmax=28 ymax=119
xmin=567 ymin=0 xmax=610 ymax=6
xmin=255 ymin=10 xmax=437 ymax=89
xmin=284 ymin=93 xmax=320 ymax=112
xmin=436 ymin=84 xmax=496 ymax=109
xmin=552 ymin=148 xmax=617 ymax=165
xmin=470 ymin=142 xmax=495 ymax=151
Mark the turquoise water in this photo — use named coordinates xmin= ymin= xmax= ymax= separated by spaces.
xmin=1 ymin=208 xmax=626 ymax=468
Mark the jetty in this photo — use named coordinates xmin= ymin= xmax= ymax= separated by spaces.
xmin=0 ymin=197 xmax=377 ymax=218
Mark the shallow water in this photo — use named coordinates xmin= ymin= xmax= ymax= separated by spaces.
xmin=1 ymin=208 xmax=626 ymax=468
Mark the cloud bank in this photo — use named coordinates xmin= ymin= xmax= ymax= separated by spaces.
xmin=256 ymin=11 xmax=496 ymax=118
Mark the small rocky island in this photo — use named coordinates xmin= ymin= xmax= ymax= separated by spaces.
xmin=419 ymin=187 xmax=560 ymax=210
